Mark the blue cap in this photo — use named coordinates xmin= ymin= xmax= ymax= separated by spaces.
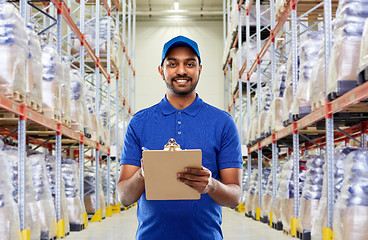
xmin=161 ymin=35 xmax=201 ymax=66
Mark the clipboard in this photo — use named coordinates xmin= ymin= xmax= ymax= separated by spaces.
xmin=142 ymin=138 xmax=202 ymax=200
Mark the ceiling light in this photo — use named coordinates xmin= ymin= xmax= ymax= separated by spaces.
xmin=174 ymin=1 xmax=179 ymax=11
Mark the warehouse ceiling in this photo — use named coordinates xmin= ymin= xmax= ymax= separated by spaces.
xmin=135 ymin=0 xmax=224 ymax=21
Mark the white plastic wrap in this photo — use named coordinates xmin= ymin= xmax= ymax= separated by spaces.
xmin=252 ymin=168 xmax=271 ymax=215
xmin=291 ymin=31 xmax=323 ymax=117
xmin=102 ymin=165 xmax=117 ymax=206
xmin=25 ymin=24 xmax=43 ymax=108
xmin=5 ymin=147 xmax=41 ymax=240
xmin=70 ymin=69 xmax=85 ymax=132
xmin=84 ymin=166 xmax=106 ymax=218
xmin=298 ymin=155 xmax=324 ymax=233
xmin=61 ymin=158 xmax=86 ymax=225
xmin=258 ymin=84 xmax=272 ymax=137
xmin=234 ymin=101 xmax=248 ymax=145
xmin=261 ymin=170 xmax=276 ymax=219
xmin=44 ymin=155 xmax=70 ymax=235
xmin=28 ymin=152 xmax=58 ymax=239
xmin=0 ymin=148 xmax=21 ymax=240
xmin=0 ymin=3 xmax=28 ymax=98
xmin=272 ymin=163 xmax=285 ymax=224
xmin=310 ymin=45 xmax=326 ymax=111
xmin=358 ymin=18 xmax=368 ymax=73
xmin=269 ymin=65 xmax=287 ymax=132
xmin=333 ymin=148 xmax=368 ymax=240
xmin=282 ymin=54 xmax=298 ymax=123
xmin=85 ymin=84 xmax=98 ymax=140
xmin=42 ymin=45 xmax=62 ymax=117
xmin=327 ymin=0 xmax=368 ymax=96
xmin=277 ymin=160 xmax=294 ymax=232
xmin=311 ymin=147 xmax=357 ymax=240
xmin=61 ymin=59 xmax=71 ymax=124
xmin=245 ymin=169 xmax=258 ymax=215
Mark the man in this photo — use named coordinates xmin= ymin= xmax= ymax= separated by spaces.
xmin=117 ymin=35 xmax=242 ymax=239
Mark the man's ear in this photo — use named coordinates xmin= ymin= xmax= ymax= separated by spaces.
xmin=199 ymin=64 xmax=203 ymax=76
xmin=158 ymin=65 xmax=165 ymax=80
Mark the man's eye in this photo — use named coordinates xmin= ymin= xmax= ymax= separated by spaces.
xmin=187 ymin=63 xmax=196 ymax=67
xmin=167 ymin=62 xmax=177 ymax=67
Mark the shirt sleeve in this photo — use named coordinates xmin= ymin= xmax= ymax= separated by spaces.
xmin=120 ymin=118 xmax=142 ymax=167
xmin=217 ymin=115 xmax=243 ymax=170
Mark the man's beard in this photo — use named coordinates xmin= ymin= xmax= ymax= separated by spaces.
xmin=165 ymin=75 xmax=198 ymax=96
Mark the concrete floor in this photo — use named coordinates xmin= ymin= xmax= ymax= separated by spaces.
xmin=66 ymin=206 xmax=294 ymax=239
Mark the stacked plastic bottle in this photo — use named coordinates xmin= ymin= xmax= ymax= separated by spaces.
xmin=252 ymin=168 xmax=271 ymax=217
xmin=0 ymin=2 xmax=28 ymax=97
xmin=102 ymin=164 xmax=117 ymax=206
xmin=311 ymin=147 xmax=357 ymax=240
xmin=0 ymin=142 xmax=21 ymax=240
xmin=28 ymin=152 xmax=58 ymax=239
xmin=5 ymin=146 xmax=42 ymax=240
xmin=291 ymin=31 xmax=323 ymax=118
xmin=245 ymin=169 xmax=258 ymax=216
xmin=268 ymin=65 xmax=287 ymax=132
xmin=25 ymin=23 xmax=43 ymax=108
xmin=358 ymin=18 xmax=368 ymax=83
xmin=298 ymin=155 xmax=325 ymax=235
xmin=328 ymin=0 xmax=368 ymax=97
xmin=61 ymin=158 xmax=87 ymax=228
xmin=333 ymin=149 xmax=368 ymax=240
xmin=70 ymin=69 xmax=85 ymax=132
xmin=44 ymin=155 xmax=70 ymax=235
xmin=84 ymin=166 xmax=106 ymax=218
xmin=42 ymin=45 xmax=62 ymax=118
xmin=61 ymin=58 xmax=71 ymax=124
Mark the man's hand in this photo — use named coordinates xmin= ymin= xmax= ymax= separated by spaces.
xmin=177 ymin=166 xmax=214 ymax=194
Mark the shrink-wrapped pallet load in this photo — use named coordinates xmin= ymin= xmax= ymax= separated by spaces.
xmin=245 ymin=169 xmax=258 ymax=216
xmin=234 ymin=101 xmax=248 ymax=145
xmin=291 ymin=31 xmax=323 ymax=119
xmin=61 ymin=59 xmax=71 ymax=126
xmin=102 ymin=165 xmax=117 ymax=206
xmin=258 ymin=85 xmax=272 ymax=138
xmin=85 ymin=84 xmax=98 ymax=141
xmin=42 ymin=45 xmax=62 ymax=119
xmin=70 ymin=69 xmax=85 ymax=132
xmin=28 ymin=152 xmax=58 ymax=240
xmin=0 ymin=2 xmax=27 ymax=99
xmin=272 ymin=163 xmax=285 ymax=227
xmin=84 ymin=166 xmax=106 ymax=218
xmin=261 ymin=169 xmax=276 ymax=222
xmin=25 ymin=24 xmax=43 ymax=110
xmin=277 ymin=159 xmax=305 ymax=232
xmin=247 ymin=93 xmax=258 ymax=144
xmin=61 ymin=158 xmax=87 ymax=229
xmin=311 ymin=147 xmax=357 ymax=240
xmin=44 ymin=155 xmax=70 ymax=235
xmin=252 ymin=168 xmax=271 ymax=219
xmin=0 ymin=146 xmax=21 ymax=240
xmin=100 ymin=102 xmax=109 ymax=145
xmin=358 ymin=18 xmax=368 ymax=84
xmin=310 ymin=43 xmax=327 ymax=111
xmin=333 ymin=149 xmax=368 ymax=240
xmin=268 ymin=65 xmax=286 ymax=132
xmin=282 ymin=54 xmax=299 ymax=125
xmin=298 ymin=155 xmax=324 ymax=237
xmin=5 ymin=147 xmax=42 ymax=240
xmin=327 ymin=0 xmax=368 ymax=98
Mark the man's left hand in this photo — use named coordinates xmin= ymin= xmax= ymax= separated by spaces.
xmin=177 ymin=166 xmax=214 ymax=194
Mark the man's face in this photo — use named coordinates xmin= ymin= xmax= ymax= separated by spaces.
xmin=159 ymin=46 xmax=202 ymax=96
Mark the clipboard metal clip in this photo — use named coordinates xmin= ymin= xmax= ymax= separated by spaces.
xmin=164 ymin=138 xmax=181 ymax=151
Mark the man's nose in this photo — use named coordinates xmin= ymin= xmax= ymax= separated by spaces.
xmin=177 ymin=63 xmax=187 ymax=75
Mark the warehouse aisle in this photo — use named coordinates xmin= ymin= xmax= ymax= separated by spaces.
xmin=66 ymin=206 xmax=293 ymax=239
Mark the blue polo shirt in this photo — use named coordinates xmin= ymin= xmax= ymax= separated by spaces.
xmin=120 ymin=94 xmax=242 ymax=240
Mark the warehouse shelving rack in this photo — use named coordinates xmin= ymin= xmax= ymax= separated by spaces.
xmin=1 ymin=0 xmax=136 ymax=238
xmin=223 ymin=0 xmax=368 ymax=238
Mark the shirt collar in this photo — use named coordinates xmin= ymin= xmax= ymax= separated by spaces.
xmin=159 ymin=94 xmax=204 ymax=117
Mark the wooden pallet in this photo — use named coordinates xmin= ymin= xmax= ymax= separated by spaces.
xmin=43 ymin=109 xmax=61 ymax=122
xmin=27 ymin=100 xmax=43 ymax=113
xmin=6 ymin=91 xmax=26 ymax=103
xmin=311 ymin=98 xmax=324 ymax=112
xmin=62 ymin=118 xmax=71 ymax=128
